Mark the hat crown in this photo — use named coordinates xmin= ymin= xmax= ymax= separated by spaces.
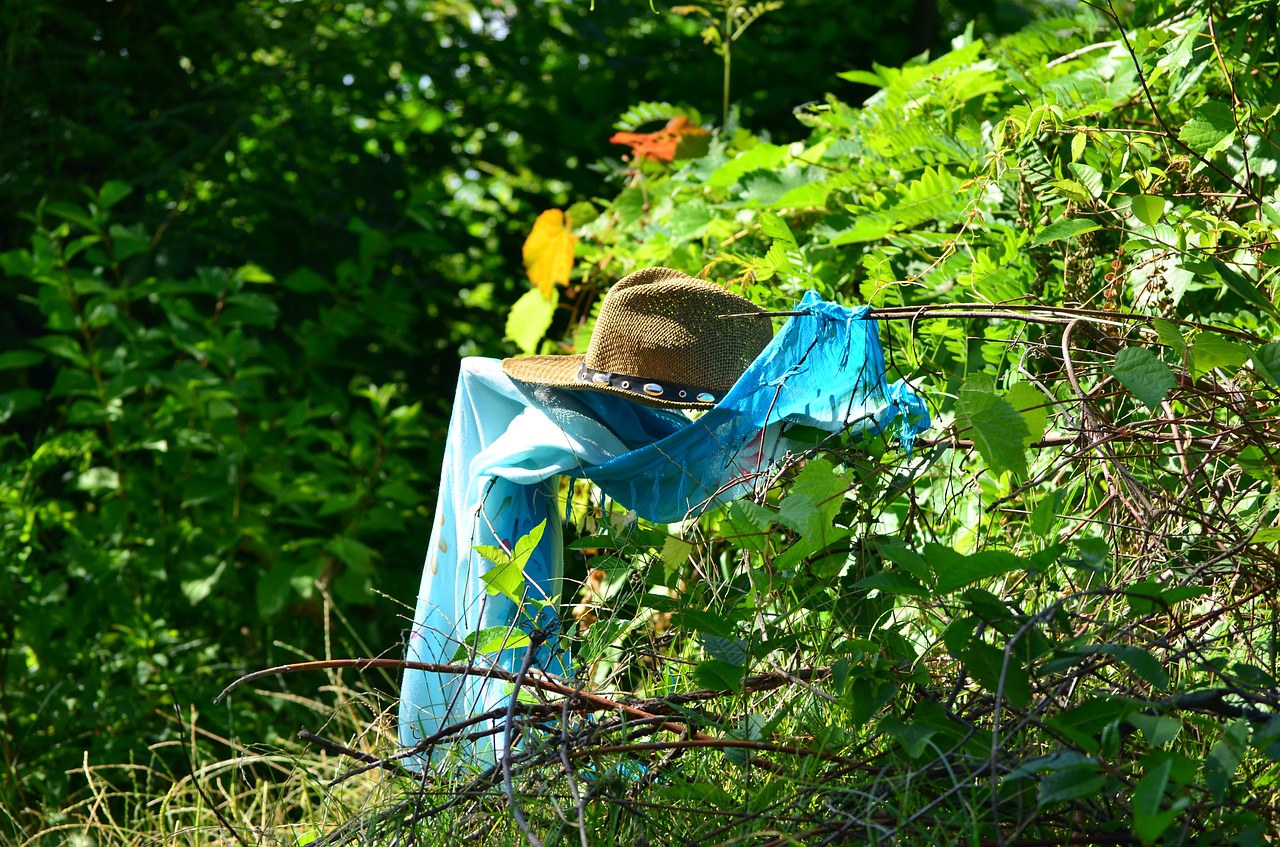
xmin=583 ymin=268 xmax=772 ymax=392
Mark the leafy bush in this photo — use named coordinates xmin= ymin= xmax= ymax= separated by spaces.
xmin=0 ymin=186 xmax=443 ymax=815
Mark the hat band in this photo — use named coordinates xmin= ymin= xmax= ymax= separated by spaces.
xmin=577 ymin=363 xmax=720 ymax=405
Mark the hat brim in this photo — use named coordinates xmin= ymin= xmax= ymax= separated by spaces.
xmin=501 ymin=354 xmax=720 ymax=410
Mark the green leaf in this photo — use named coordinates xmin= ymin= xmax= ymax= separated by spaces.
xmin=875 ymin=538 xmax=930 ymax=581
xmin=1070 ymin=131 xmax=1087 ymax=162
xmin=1130 ymin=194 xmax=1166 ymax=226
xmin=777 ymin=457 xmax=848 ymax=537
xmin=45 ymin=201 xmax=101 ymax=233
xmin=1210 ymin=257 xmax=1278 ymax=318
xmin=956 ymin=374 xmax=1029 ymax=477
xmin=1128 ymin=713 xmax=1181 ymax=747
xmin=1006 ymin=381 xmax=1050 ymax=448
xmin=30 ymin=334 xmax=89 ymax=368
xmin=879 ymin=717 xmax=936 ymax=758
xmin=506 ymin=287 xmax=558 ymax=355
xmin=1070 ymin=536 xmax=1110 ymax=572
xmin=76 ymin=466 xmax=120 ymax=492
xmin=699 ymin=634 xmax=747 ymax=665
xmin=1189 ymin=332 xmax=1249 ymax=379
xmin=961 ymin=640 xmax=1030 ymax=708
xmin=661 ymin=536 xmax=693 ymax=577
xmin=1254 ymin=342 xmax=1280 ymax=387
xmin=327 ymin=536 xmax=375 ymax=573
xmin=1131 ymin=754 xmax=1191 ymax=844
xmin=759 ymin=211 xmax=796 ymax=243
xmin=478 ymin=519 xmax=548 ymax=602
xmin=452 ymin=626 xmax=532 ymax=661
xmin=693 ymin=658 xmax=744 ymax=690
xmin=1111 ymin=347 xmax=1175 ymax=410
xmin=1048 ymin=179 xmax=1091 ymax=204
xmin=0 ymin=350 xmax=47 ymax=371
xmin=1204 ymin=728 xmax=1244 ymax=799
xmin=181 ymin=561 xmax=226 ymax=606
xmin=1177 ymin=101 xmax=1236 ymax=155
xmin=1152 ymin=318 xmax=1185 ymax=354
xmin=97 ymin=180 xmax=133 ymax=209
xmin=853 ymin=571 xmax=930 ymax=597
xmin=927 ymin=543 xmax=1027 ymax=594
xmin=1047 ymin=697 xmax=1135 ymax=754
xmin=282 ymin=267 xmax=329 ymax=293
xmin=1038 ymin=763 xmax=1105 ymax=805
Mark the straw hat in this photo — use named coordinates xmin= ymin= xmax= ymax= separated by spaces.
xmin=501 ymin=267 xmax=773 ymax=410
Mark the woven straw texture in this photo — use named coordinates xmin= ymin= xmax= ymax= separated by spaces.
xmin=502 ymin=267 xmax=773 ymax=409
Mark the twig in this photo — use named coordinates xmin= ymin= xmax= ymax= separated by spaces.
xmin=502 ymin=629 xmax=547 ymax=847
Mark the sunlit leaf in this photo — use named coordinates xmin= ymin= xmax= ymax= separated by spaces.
xmin=609 ymin=115 xmax=710 ymax=164
xmin=1111 ymin=347 xmax=1175 ymax=410
xmin=506 ymin=287 xmax=558 ymax=355
xmin=1130 ymin=194 xmax=1166 ymax=226
xmin=522 ymin=209 xmax=577 ymax=298
xmin=1032 ymin=218 xmax=1101 ymax=245
xmin=1178 ymin=101 xmax=1235 ymax=155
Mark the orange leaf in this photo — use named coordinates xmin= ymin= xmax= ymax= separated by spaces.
xmin=609 ymin=115 xmax=710 ymax=164
xmin=522 ymin=209 xmax=578 ymax=299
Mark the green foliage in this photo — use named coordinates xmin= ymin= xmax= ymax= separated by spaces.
xmin=452 ymin=0 xmax=1280 ymax=843
xmin=7 ymin=0 xmax=1280 ymax=843
xmin=0 ymin=198 xmax=438 ymax=809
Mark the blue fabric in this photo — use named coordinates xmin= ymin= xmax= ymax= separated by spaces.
xmin=398 ymin=292 xmax=929 ymax=767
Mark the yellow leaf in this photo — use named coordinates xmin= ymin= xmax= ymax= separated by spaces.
xmin=522 ymin=209 xmax=578 ymax=299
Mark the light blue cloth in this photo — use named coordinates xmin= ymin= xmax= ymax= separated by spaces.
xmin=398 ymin=292 xmax=929 ymax=767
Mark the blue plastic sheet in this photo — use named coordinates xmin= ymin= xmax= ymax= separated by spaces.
xmin=398 ymin=292 xmax=929 ymax=767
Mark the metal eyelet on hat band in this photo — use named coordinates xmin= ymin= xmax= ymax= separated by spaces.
xmin=577 ymin=364 xmax=721 ymax=404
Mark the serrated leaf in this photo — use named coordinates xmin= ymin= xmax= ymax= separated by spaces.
xmin=661 ymin=536 xmax=693 ymax=577
xmin=1177 ymin=101 xmax=1236 ymax=155
xmin=1006 ymin=382 xmax=1051 ymax=448
xmin=1189 ymin=332 xmax=1249 ymax=379
xmin=522 ymin=209 xmax=577 ymax=298
xmin=1111 ymin=347 xmax=1175 ymax=410
xmin=956 ymin=374 xmax=1029 ymax=477
xmin=759 ymin=211 xmax=795 ymax=242
xmin=1032 ymin=218 xmax=1101 ymax=246
xmin=1254 ymin=342 xmax=1280 ymax=387
xmin=506 ymin=287 xmax=558 ymax=355
xmin=1130 ymin=194 xmax=1166 ymax=227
